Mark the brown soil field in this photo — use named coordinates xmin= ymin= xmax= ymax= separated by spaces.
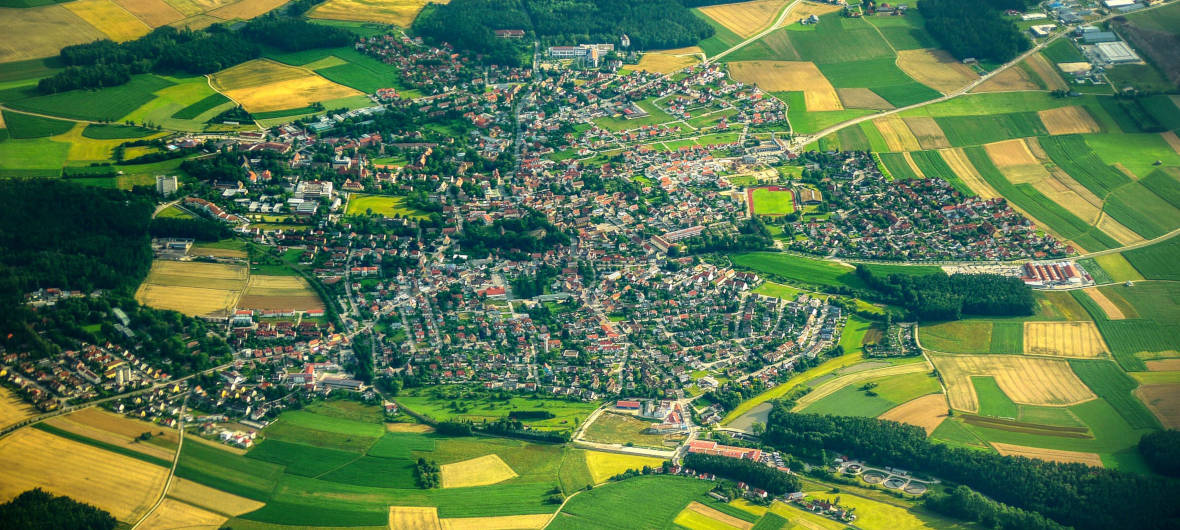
xmin=635 ymin=52 xmax=700 ymax=75
xmin=387 ymin=422 xmax=436 ymax=433
xmin=778 ymin=0 xmax=843 ymax=28
xmin=147 ymin=260 xmax=248 ymax=283
xmin=990 ymin=442 xmax=1104 ymax=467
xmin=0 ymin=6 xmax=108 ymax=63
xmin=211 ymin=59 xmax=362 ymax=113
xmin=939 ymin=148 xmax=1000 ymax=199
xmin=0 ymin=387 xmax=35 ymax=430
xmin=65 ymin=408 xmax=179 ymax=445
xmin=896 ymin=49 xmax=979 ymax=94
xmin=206 ymin=0 xmax=288 ymax=20
xmin=440 ymin=514 xmax=552 ymax=530
xmin=873 ymin=116 xmax=921 ymax=151
xmin=1136 ymin=384 xmax=1180 ymax=429
xmin=390 ymin=506 xmax=443 ymax=530
xmin=700 ymin=0 xmax=791 ymax=38
xmin=309 ymin=0 xmax=440 ymax=27
xmin=878 ymin=393 xmax=949 ymax=435
xmin=440 ymin=454 xmax=518 ymax=488
xmin=1096 ymin=286 xmax=1140 ymax=319
xmin=685 ymin=501 xmax=754 ymax=530
xmin=65 ymin=0 xmax=152 ymax=42
xmin=1025 ymin=53 xmax=1068 ymax=91
xmin=904 ymin=116 xmax=951 ymax=149
xmin=1162 ymin=131 xmax=1180 ymax=155
xmin=1146 ymin=360 xmax=1180 ymax=371
xmin=929 ymin=353 xmax=1096 ymax=413
xmin=836 ymin=88 xmax=893 ymax=110
xmin=1039 ymin=106 xmax=1100 ymax=135
xmin=972 ymin=66 xmax=1038 ymax=92
xmin=1023 ymin=321 xmax=1109 ymax=358
xmin=793 ymin=363 xmax=930 ymax=410
xmin=138 ymin=498 xmax=227 ymax=529
xmin=902 ymin=151 xmax=926 ymax=178
xmin=1083 ymin=287 xmax=1125 ymax=320
xmin=113 ymin=0 xmax=184 ymax=26
xmin=0 ymin=428 xmax=168 ymax=522
xmin=728 ymin=61 xmax=842 ymax=111
xmin=168 ymin=477 xmax=265 ymax=516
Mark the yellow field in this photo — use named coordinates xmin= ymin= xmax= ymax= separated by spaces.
xmin=903 ymin=117 xmax=951 ymax=150
xmin=309 ymin=0 xmax=439 ymax=27
xmin=972 ymin=65 xmax=1038 ymax=92
xmin=635 ymin=52 xmax=700 ymax=74
xmin=836 ymin=88 xmax=893 ymax=110
xmin=238 ymin=274 xmax=325 ymax=312
xmin=0 ymin=5 xmax=108 ymax=63
xmin=160 ymin=0 xmax=233 ymax=16
xmin=168 ymin=478 xmax=265 ymax=516
xmin=984 ymin=139 xmax=1040 ymax=173
xmin=387 ymin=422 xmax=435 ymax=433
xmin=699 ymin=0 xmax=791 ymax=38
xmin=0 ymin=428 xmax=168 ymax=522
xmin=873 ymin=116 xmax=920 ymax=151
xmin=1162 ymin=131 xmax=1180 ymax=155
xmin=1039 ymin=106 xmax=1100 ymax=135
xmin=65 ymin=0 xmax=152 ymax=42
xmin=210 ymin=59 xmax=362 ymax=113
xmin=53 ymin=123 xmax=165 ymax=163
xmin=1023 ymin=321 xmax=1109 ymax=357
xmin=44 ymin=408 xmax=177 ymax=462
xmin=113 ymin=0 xmax=184 ymax=26
xmin=440 ymin=514 xmax=552 ymax=530
xmin=439 ymin=454 xmax=518 ymax=488
xmin=686 ymin=501 xmax=753 ymax=530
xmin=135 ymin=260 xmax=247 ymax=317
xmin=1084 ymin=287 xmax=1125 ymax=320
xmin=939 ymin=148 xmax=1000 ymax=199
xmin=990 ymin=442 xmax=1104 ymax=467
xmin=929 ymin=353 xmax=1096 ymax=412
xmin=1025 ymin=53 xmax=1068 ymax=91
xmin=896 ymin=49 xmax=979 ymax=94
xmin=206 ymin=0 xmax=288 ymax=20
xmin=728 ymin=61 xmax=842 ymax=111
xmin=1136 ymin=384 xmax=1180 ymax=428
xmin=0 ymin=387 xmax=34 ymax=430
xmin=902 ymin=152 xmax=926 ymax=178
xmin=138 ymin=498 xmax=227 ymax=529
xmin=878 ymin=393 xmax=948 ymax=435
xmin=389 ymin=506 xmax=442 ymax=530
xmin=584 ymin=451 xmax=668 ymax=484
xmin=1096 ymin=214 xmax=1145 ymax=246
xmin=792 ymin=362 xmax=930 ymax=410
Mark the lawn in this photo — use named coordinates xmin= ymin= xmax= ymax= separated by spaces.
xmin=730 ymin=252 xmax=865 ymax=290
xmin=751 ymin=187 xmax=796 ymax=216
xmin=345 ymin=194 xmax=429 ymax=219
xmin=548 ymin=475 xmax=712 ymax=529
xmin=594 ymin=97 xmax=677 ymax=132
xmin=6 ymin=74 xmax=175 ymax=122
xmin=753 ymin=281 xmax=802 ymax=300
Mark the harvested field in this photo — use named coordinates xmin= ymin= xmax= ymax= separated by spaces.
xmin=777 ymin=0 xmax=843 ymax=28
xmin=873 ymin=116 xmax=921 ymax=151
xmin=0 ymin=428 xmax=168 ymax=522
xmin=135 ymin=260 xmax=247 ymax=317
xmin=168 ymin=477 xmax=265 ymax=516
xmin=728 ymin=61 xmax=842 ymax=111
xmin=440 ymin=514 xmax=552 ymax=530
xmin=939 ymin=148 xmax=1000 ymax=199
xmin=683 ymin=501 xmax=754 ymax=530
xmin=1136 ymin=383 xmax=1180 ymax=428
xmin=1023 ymin=321 xmax=1109 ymax=358
xmin=972 ymin=65 xmax=1038 ymax=92
xmin=389 ymin=506 xmax=442 ymax=530
xmin=206 ymin=0 xmax=288 ymax=19
xmin=309 ymin=0 xmax=436 ymax=27
xmin=64 ymin=0 xmax=152 ymax=42
xmin=143 ymin=260 xmax=248 ymax=287
xmin=136 ymin=285 xmax=241 ymax=317
xmin=1039 ymin=106 xmax=1100 ymax=135
xmin=1025 ymin=53 xmax=1068 ymax=91
xmin=929 ymin=354 xmax=1096 ymax=412
xmin=1084 ymin=287 xmax=1125 ymax=320
xmin=1097 ymin=215 xmax=1146 ymax=246
xmin=210 ymin=59 xmax=362 ymax=114
xmin=138 ymin=498 xmax=227 ymax=529
xmin=387 ymin=422 xmax=435 ymax=433
xmin=990 ymin=442 xmax=1104 ymax=467
xmin=238 ymin=274 xmax=324 ymax=312
xmin=0 ymin=387 xmax=34 ymax=430
xmin=792 ymin=362 xmax=930 ymax=410
xmin=984 ymin=139 xmax=1040 ymax=172
xmin=700 ymin=0 xmax=791 ymax=38
xmin=440 ymin=454 xmax=518 ymax=488
xmin=0 ymin=6 xmax=108 ymax=63
xmin=896 ymin=49 xmax=979 ymax=94
xmin=1146 ymin=360 xmax=1180 ymax=371
xmin=113 ymin=0 xmax=184 ymax=26
xmin=836 ymin=88 xmax=893 ymax=110
xmin=904 ymin=116 xmax=951 ymax=150
xmin=161 ymin=0 xmax=234 ymax=16
xmin=635 ymin=52 xmax=700 ymax=75
xmin=44 ymin=409 xmax=177 ymax=462
xmin=878 ymin=393 xmax=948 ymax=435
xmin=584 ymin=451 xmax=668 ymax=484
xmin=1162 ymin=131 xmax=1180 ymax=155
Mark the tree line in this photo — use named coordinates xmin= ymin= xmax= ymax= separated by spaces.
xmin=148 ymin=217 xmax=233 ymax=242
xmin=762 ymin=406 xmax=1180 ymax=530
xmin=0 ymin=489 xmax=116 ymax=529
xmin=682 ymin=452 xmax=800 ymax=495
xmin=918 ymin=0 xmax=1032 ymax=63
xmin=854 ymin=266 xmax=1034 ymax=321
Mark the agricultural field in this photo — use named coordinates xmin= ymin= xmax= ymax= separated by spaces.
xmin=167 ymin=477 xmax=265 ymax=517
xmin=1022 ymin=321 xmax=1109 ymax=358
xmin=879 ymin=394 xmax=949 ymax=435
xmin=134 ymin=260 xmax=248 ymax=318
xmin=43 ymin=407 xmax=178 ymax=463
xmin=0 ymin=5 xmax=108 ymax=63
xmin=989 ymin=443 xmax=1104 ymax=468
xmin=729 ymin=252 xmax=864 ymax=291
xmin=583 ymin=451 xmax=668 ymax=484
xmin=1137 ymin=384 xmax=1180 ymax=429
xmin=918 ymin=320 xmax=1023 ymax=354
xmin=394 ymin=386 xmax=598 ymax=433
xmin=1124 ymin=237 xmax=1180 ymax=281
xmin=138 ymin=498 xmax=228 ymax=529
xmin=548 ymin=475 xmax=712 ymax=530
xmin=1072 ymin=283 xmax=1180 ymax=371
xmin=7 ymin=74 xmax=176 ymax=122
xmin=674 ymin=501 xmax=754 ymax=530
xmin=730 ymin=61 xmax=842 ymax=111
xmin=237 ymin=274 xmax=325 ymax=312
xmin=345 ymin=193 xmax=430 ymax=219
xmin=930 ymin=353 xmax=1096 ymax=413
xmin=698 ymin=0 xmax=790 ymax=38
xmin=0 ymin=387 xmax=35 ymax=430
xmin=635 ymin=49 xmax=701 ymax=74
xmin=440 ymin=454 xmax=518 ymax=488
xmin=1038 ymin=106 xmax=1100 ymax=135
xmin=582 ymin=412 xmax=674 ymax=448
xmin=309 ymin=0 xmax=435 ymax=27
xmin=895 ymin=48 xmax=978 ymax=94
xmin=750 ymin=186 xmax=796 ymax=216
xmin=64 ymin=0 xmax=152 ymax=42
xmin=793 ymin=362 xmax=936 ymax=415
xmin=210 ymin=59 xmax=363 ymax=114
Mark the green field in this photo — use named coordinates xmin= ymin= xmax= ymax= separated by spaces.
xmin=1072 ymin=283 xmax=1180 ymax=371
xmin=0 ymin=137 xmax=70 ymax=177
xmin=780 ymin=91 xmax=877 ymax=134
xmin=799 ymin=371 xmax=941 ymax=417
xmin=394 ymin=386 xmax=598 ymax=433
xmin=1124 ymin=237 xmax=1180 ymax=281
xmin=973 ymin=376 xmax=1019 ymax=419
xmin=879 ymin=152 xmax=920 ymax=179
xmin=1104 ymin=183 xmax=1180 ymax=240
xmin=818 ymin=58 xmax=942 ymax=107
xmin=7 ymin=75 xmax=175 ymax=122
xmin=172 ymin=93 xmax=232 ymax=120
xmin=1069 ymin=360 xmax=1160 ymax=430
xmin=730 ymin=252 xmax=865 ymax=290
xmin=247 ymin=439 xmax=362 ymax=477
xmin=548 ymin=475 xmax=712 ymax=529
xmin=582 ymin=412 xmax=672 ymax=449
xmin=909 ymin=150 xmax=970 ymax=194
xmin=345 ymin=194 xmax=429 ymax=219
xmin=1037 ymin=135 xmax=1131 ymax=197
xmin=935 ymin=112 xmax=1048 ymax=146
xmin=753 ymin=281 xmax=803 ymax=300
xmin=693 ymin=9 xmax=745 ymax=57
xmin=1083 ymin=133 xmax=1180 ymax=178
xmin=80 ymin=123 xmax=158 ymax=139
xmin=3 ymin=110 xmax=74 ymax=139
xmin=864 ymin=11 xmax=938 ymax=50
xmin=919 ymin=321 xmax=993 ymax=353
xmin=751 ymin=187 xmax=796 ymax=216
xmin=594 ymin=97 xmax=677 ymax=131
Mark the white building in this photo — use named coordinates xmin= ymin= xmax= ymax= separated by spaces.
xmin=1102 ymin=0 xmax=1136 ymax=7
xmin=156 ymin=175 xmax=178 ymax=196
xmin=1095 ymin=41 xmax=1139 ymax=64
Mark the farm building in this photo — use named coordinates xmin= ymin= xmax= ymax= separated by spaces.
xmin=1082 ymin=31 xmax=1118 ymax=44
xmin=1102 ymin=0 xmax=1136 ymax=7
xmin=1094 ymin=42 xmax=1139 ymax=64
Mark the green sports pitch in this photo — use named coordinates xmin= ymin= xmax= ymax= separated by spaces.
xmin=750 ymin=186 xmax=796 ymax=216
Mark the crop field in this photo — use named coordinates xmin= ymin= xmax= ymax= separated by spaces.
xmin=930 ymin=353 xmax=1096 ymax=413
xmin=0 ymin=387 xmax=34 ymax=430
xmin=973 ymin=64 xmax=1039 ymax=92
xmin=439 ymin=454 xmax=518 ymax=489
xmin=1039 ymin=106 xmax=1100 ymax=135
xmin=729 ymin=61 xmax=841 ymax=111
xmin=635 ymin=51 xmax=700 ymax=75
xmin=1136 ymin=384 xmax=1180 ymax=428
xmin=780 ymin=91 xmax=875 ymax=134
xmin=582 ymin=412 xmax=674 ymax=449
xmin=909 ymin=150 xmax=970 ymax=193
xmin=895 ymin=48 xmax=978 ymax=94
xmin=873 ymin=116 xmax=921 ymax=151
xmin=0 ymin=5 xmax=108 ymax=63
xmin=1093 ymin=252 xmax=1145 ymax=283
xmin=878 ymin=152 xmax=919 ymax=179
xmin=548 ymin=475 xmax=712 ymax=530
xmin=64 ymin=0 xmax=151 ymax=42
xmin=699 ymin=0 xmax=790 ymax=38
xmin=676 ymin=501 xmax=754 ymax=530
xmin=817 ymin=58 xmax=942 ymax=108
xmin=113 ymin=0 xmax=185 ymax=26
xmin=1104 ymin=183 xmax=1180 ymax=240
xmin=1022 ymin=321 xmax=1109 ymax=358
xmin=919 ymin=320 xmax=994 ymax=353
xmin=1124 ymin=237 xmax=1180 ymax=280
xmin=0 ymin=428 xmax=168 ymax=522
xmin=1083 ymin=132 xmax=1180 ymax=180
xmin=729 ymin=252 xmax=864 ymax=291
xmin=902 ymin=116 xmax=950 ymax=150
xmin=135 ymin=260 xmax=247 ymax=317
xmin=936 ymin=112 xmax=1048 ymax=147
xmin=204 ymin=0 xmax=287 ymax=19
xmin=1141 ymin=168 xmax=1180 ymax=209
xmin=1037 ymin=135 xmax=1129 ymax=197
xmin=878 ymin=394 xmax=948 ymax=435
xmin=394 ymin=388 xmax=598 ymax=432
xmin=837 ymin=87 xmax=893 ymax=110
xmin=44 ymin=407 xmax=177 ymax=462
xmin=168 ymin=477 xmax=265 ymax=516
xmin=793 ymin=362 xmax=932 ymax=411
xmin=3 ymin=111 xmax=74 ymax=139
xmin=238 ymin=274 xmax=324 ymax=312
xmin=584 ymin=451 xmax=668 ymax=484
xmin=937 ymin=147 xmax=999 ymax=198
xmin=388 ymin=506 xmax=441 ymax=530
xmin=1082 ymin=287 xmax=1126 ymax=320
xmin=346 ymin=193 xmax=429 ymax=219
xmin=750 ymin=187 xmax=796 ymax=216
xmin=309 ymin=0 xmax=436 ymax=27
xmin=120 ymin=75 xmax=228 ymax=132
xmin=439 ymin=514 xmax=552 ymax=530
xmin=1024 ymin=53 xmax=1068 ymax=91
xmin=139 ymin=498 xmax=228 ymax=529
xmin=7 ymin=74 xmax=175 ymax=122
xmin=210 ymin=59 xmax=362 ymax=113
xmin=1069 ymin=359 xmax=1161 ymax=430
xmin=989 ymin=442 xmax=1104 ymax=467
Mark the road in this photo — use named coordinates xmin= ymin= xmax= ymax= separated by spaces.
xmin=131 ymin=393 xmax=189 ymax=529
xmin=706 ymin=0 xmax=802 ymax=65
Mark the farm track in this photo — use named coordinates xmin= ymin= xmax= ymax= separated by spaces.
xmin=131 ymin=393 xmax=189 ymax=529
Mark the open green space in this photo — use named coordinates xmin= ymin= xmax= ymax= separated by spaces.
xmin=548 ymin=475 xmax=712 ymax=529
xmin=172 ymin=93 xmax=232 ymax=120
xmin=1072 ymin=283 xmax=1180 ymax=371
xmin=582 ymin=412 xmax=672 ymax=449
xmin=780 ymin=91 xmax=877 ymax=134
xmin=864 ymin=11 xmax=938 ymax=50
xmin=594 ymin=97 xmax=676 ymax=131
xmin=730 ymin=252 xmax=864 ymax=291
xmin=800 ymin=371 xmax=941 ymax=418
xmin=1069 ymin=359 xmax=1160 ymax=430
xmin=80 ymin=123 xmax=158 ymax=139
xmin=1124 ymin=237 xmax=1180 ymax=281
xmin=394 ymin=386 xmax=598 ymax=433
xmin=6 ymin=75 xmax=175 ymax=122
xmin=2 ymin=110 xmax=74 ymax=138
xmin=973 ymin=376 xmax=1019 ymax=419
xmin=751 ymin=187 xmax=796 ymax=216
xmin=345 ymin=194 xmax=429 ymax=219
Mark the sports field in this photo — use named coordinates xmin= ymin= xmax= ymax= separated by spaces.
xmin=930 ymin=353 xmax=1096 ymax=413
xmin=210 ymin=59 xmax=362 ymax=114
xmin=699 ymin=0 xmax=790 ymax=38
xmin=729 ymin=61 xmax=842 ymax=111
xmin=1022 ymin=321 xmax=1109 ymax=358
xmin=135 ymin=260 xmax=247 ymax=317
xmin=895 ymin=48 xmax=977 ymax=94
xmin=879 ymin=394 xmax=948 ymax=435
xmin=309 ymin=0 xmax=438 ymax=27
xmin=238 ymin=274 xmax=325 ymax=312
xmin=750 ymin=187 xmax=796 ymax=216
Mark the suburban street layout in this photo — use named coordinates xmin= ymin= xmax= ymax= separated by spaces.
xmin=0 ymin=0 xmax=1179 ymax=528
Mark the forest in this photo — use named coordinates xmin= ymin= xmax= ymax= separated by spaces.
xmin=148 ymin=217 xmax=233 ymax=242
xmin=855 ymin=266 xmax=1034 ymax=321
xmin=918 ymin=0 xmax=1032 ymax=63
xmin=925 ymin=485 xmax=1067 ymax=530
xmin=1139 ymin=429 xmax=1180 ymax=477
xmin=682 ymin=452 xmax=800 ymax=495
xmin=0 ymin=489 xmax=116 ymax=530
xmin=457 ymin=210 xmax=570 ymax=259
xmin=763 ymin=407 xmax=1179 ymax=530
